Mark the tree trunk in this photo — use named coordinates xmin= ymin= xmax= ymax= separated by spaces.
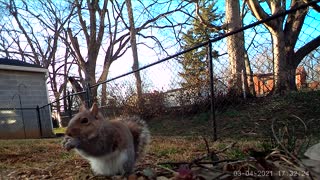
xmin=270 ymin=28 xmax=287 ymax=93
xmin=287 ymin=64 xmax=298 ymax=91
xmin=125 ymin=0 xmax=143 ymax=111
xmin=246 ymin=0 xmax=319 ymax=94
xmin=244 ymin=52 xmax=255 ymax=96
xmin=99 ymin=66 xmax=110 ymax=107
xmin=101 ymin=83 xmax=107 ymax=107
xmin=55 ymin=99 xmax=63 ymax=127
xmin=271 ymin=33 xmax=299 ymax=94
xmin=225 ymin=0 xmax=249 ymax=96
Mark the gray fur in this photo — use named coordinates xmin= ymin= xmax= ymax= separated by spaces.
xmin=62 ymin=104 xmax=150 ymax=176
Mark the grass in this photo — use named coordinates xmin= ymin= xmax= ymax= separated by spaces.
xmin=0 ymin=137 xmax=268 ymax=179
xmin=54 ymin=91 xmax=320 ymax=139
xmin=3 ymin=90 xmax=320 ymax=178
xmin=53 ymin=127 xmax=66 ymax=134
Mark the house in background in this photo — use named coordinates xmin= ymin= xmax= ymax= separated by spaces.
xmin=0 ymin=58 xmax=53 ymax=139
xmin=252 ymin=72 xmax=274 ymax=96
xmin=296 ymin=66 xmax=307 ymax=89
xmin=252 ymin=66 xmax=307 ymax=96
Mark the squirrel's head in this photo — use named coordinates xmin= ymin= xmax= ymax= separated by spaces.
xmin=66 ymin=103 xmax=103 ymax=140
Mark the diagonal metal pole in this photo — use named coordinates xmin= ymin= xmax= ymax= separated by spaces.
xmin=85 ymin=83 xmax=92 ymax=108
xmin=208 ymin=42 xmax=217 ymax=141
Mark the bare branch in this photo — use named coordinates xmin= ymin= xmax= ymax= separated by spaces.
xmin=294 ymin=35 xmax=320 ymax=66
xmin=136 ymin=2 xmax=191 ymax=33
xmin=74 ymin=0 xmax=90 ymax=43
xmin=9 ymin=0 xmax=41 ymax=65
xmin=246 ymin=0 xmax=282 ymax=30
xmin=284 ymin=1 xmax=308 ymax=53
xmin=303 ymin=0 xmax=320 ymax=12
xmin=67 ymin=28 xmax=86 ymax=71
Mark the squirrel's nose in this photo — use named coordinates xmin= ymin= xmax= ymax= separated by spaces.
xmin=66 ymin=127 xmax=80 ymax=137
xmin=65 ymin=128 xmax=72 ymax=137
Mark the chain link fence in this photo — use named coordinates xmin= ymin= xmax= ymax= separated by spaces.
xmin=48 ymin=1 xmax=320 ymax=139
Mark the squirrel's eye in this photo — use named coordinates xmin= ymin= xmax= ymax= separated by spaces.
xmin=80 ymin=118 xmax=89 ymax=124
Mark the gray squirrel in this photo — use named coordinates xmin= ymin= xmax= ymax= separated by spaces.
xmin=62 ymin=103 xmax=150 ymax=176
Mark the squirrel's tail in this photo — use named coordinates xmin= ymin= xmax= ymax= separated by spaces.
xmin=119 ymin=116 xmax=151 ymax=161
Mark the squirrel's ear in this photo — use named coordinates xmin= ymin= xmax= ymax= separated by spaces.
xmin=90 ymin=103 xmax=99 ymax=117
xmin=79 ymin=104 xmax=87 ymax=112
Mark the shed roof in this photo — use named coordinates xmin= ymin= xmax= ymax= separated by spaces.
xmin=0 ymin=58 xmax=41 ymax=68
xmin=0 ymin=58 xmax=47 ymax=73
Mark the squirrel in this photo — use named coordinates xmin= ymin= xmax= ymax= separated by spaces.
xmin=61 ymin=103 xmax=150 ymax=176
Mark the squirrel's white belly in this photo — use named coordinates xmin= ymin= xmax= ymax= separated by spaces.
xmin=76 ymin=149 xmax=128 ymax=175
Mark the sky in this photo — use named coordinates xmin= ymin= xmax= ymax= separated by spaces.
xmin=110 ymin=1 xmax=319 ymax=64
xmin=1 ymin=0 xmax=320 ymax=100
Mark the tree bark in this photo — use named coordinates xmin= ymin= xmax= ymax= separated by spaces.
xmin=225 ymin=0 xmax=249 ymax=96
xmin=244 ymin=53 xmax=255 ymax=96
xmin=246 ymin=0 xmax=319 ymax=94
xmin=100 ymin=61 xmax=111 ymax=107
xmin=270 ymin=28 xmax=287 ymax=93
xmin=125 ymin=0 xmax=143 ymax=111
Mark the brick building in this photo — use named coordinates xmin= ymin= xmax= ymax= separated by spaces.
xmin=252 ymin=66 xmax=307 ymax=96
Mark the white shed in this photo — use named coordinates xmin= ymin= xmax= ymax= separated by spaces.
xmin=0 ymin=58 xmax=53 ymax=138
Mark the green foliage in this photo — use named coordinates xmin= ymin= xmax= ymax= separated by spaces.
xmin=226 ymin=148 xmax=246 ymax=159
xmin=257 ymin=141 xmax=276 ymax=152
xmin=179 ymin=0 xmax=223 ymax=91
xmin=155 ymin=147 xmax=182 ymax=157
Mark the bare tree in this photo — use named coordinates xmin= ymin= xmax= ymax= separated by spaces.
xmin=66 ymin=0 xmax=193 ymax=104
xmin=67 ymin=0 xmax=111 ymax=102
xmin=0 ymin=0 xmax=76 ymax=127
xmin=225 ymin=0 xmax=250 ymax=96
xmin=1 ymin=0 xmax=195 ymax=109
xmin=125 ymin=0 xmax=143 ymax=110
xmin=247 ymin=0 xmax=320 ymax=93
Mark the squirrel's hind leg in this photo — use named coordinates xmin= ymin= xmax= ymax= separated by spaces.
xmin=122 ymin=150 xmax=136 ymax=176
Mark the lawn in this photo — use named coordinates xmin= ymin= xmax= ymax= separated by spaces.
xmin=0 ymin=91 xmax=320 ymax=179
xmin=0 ymin=137 xmax=274 ymax=179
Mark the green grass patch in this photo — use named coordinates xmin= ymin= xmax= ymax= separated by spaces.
xmin=154 ymin=147 xmax=183 ymax=157
xmin=220 ymin=109 xmax=243 ymax=118
xmin=53 ymin=127 xmax=66 ymax=134
xmin=225 ymin=148 xmax=246 ymax=159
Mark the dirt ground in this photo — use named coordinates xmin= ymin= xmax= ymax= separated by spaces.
xmin=0 ymin=136 xmax=274 ymax=179
xmin=0 ymin=137 xmax=221 ymax=179
xmin=1 ymin=136 xmax=316 ymax=180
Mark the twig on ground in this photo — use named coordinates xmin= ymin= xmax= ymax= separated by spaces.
xmin=155 ymin=164 xmax=177 ymax=174
xmin=271 ymin=117 xmax=303 ymax=163
xmin=271 ymin=116 xmax=315 ymax=180
xmin=215 ymin=142 xmax=237 ymax=154
xmin=158 ymin=159 xmax=238 ymax=167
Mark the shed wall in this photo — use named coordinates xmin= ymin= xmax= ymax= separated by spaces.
xmin=0 ymin=69 xmax=53 ymax=138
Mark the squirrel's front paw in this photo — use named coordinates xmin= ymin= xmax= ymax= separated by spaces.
xmin=62 ymin=136 xmax=80 ymax=151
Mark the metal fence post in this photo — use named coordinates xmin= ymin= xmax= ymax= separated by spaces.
xmin=36 ymin=105 xmax=43 ymax=138
xmin=18 ymin=94 xmax=27 ymax=139
xmin=208 ymin=42 xmax=217 ymax=141
xmin=85 ymin=83 xmax=92 ymax=108
xmin=241 ymin=70 xmax=247 ymax=99
xmin=67 ymin=91 xmax=72 ymax=119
